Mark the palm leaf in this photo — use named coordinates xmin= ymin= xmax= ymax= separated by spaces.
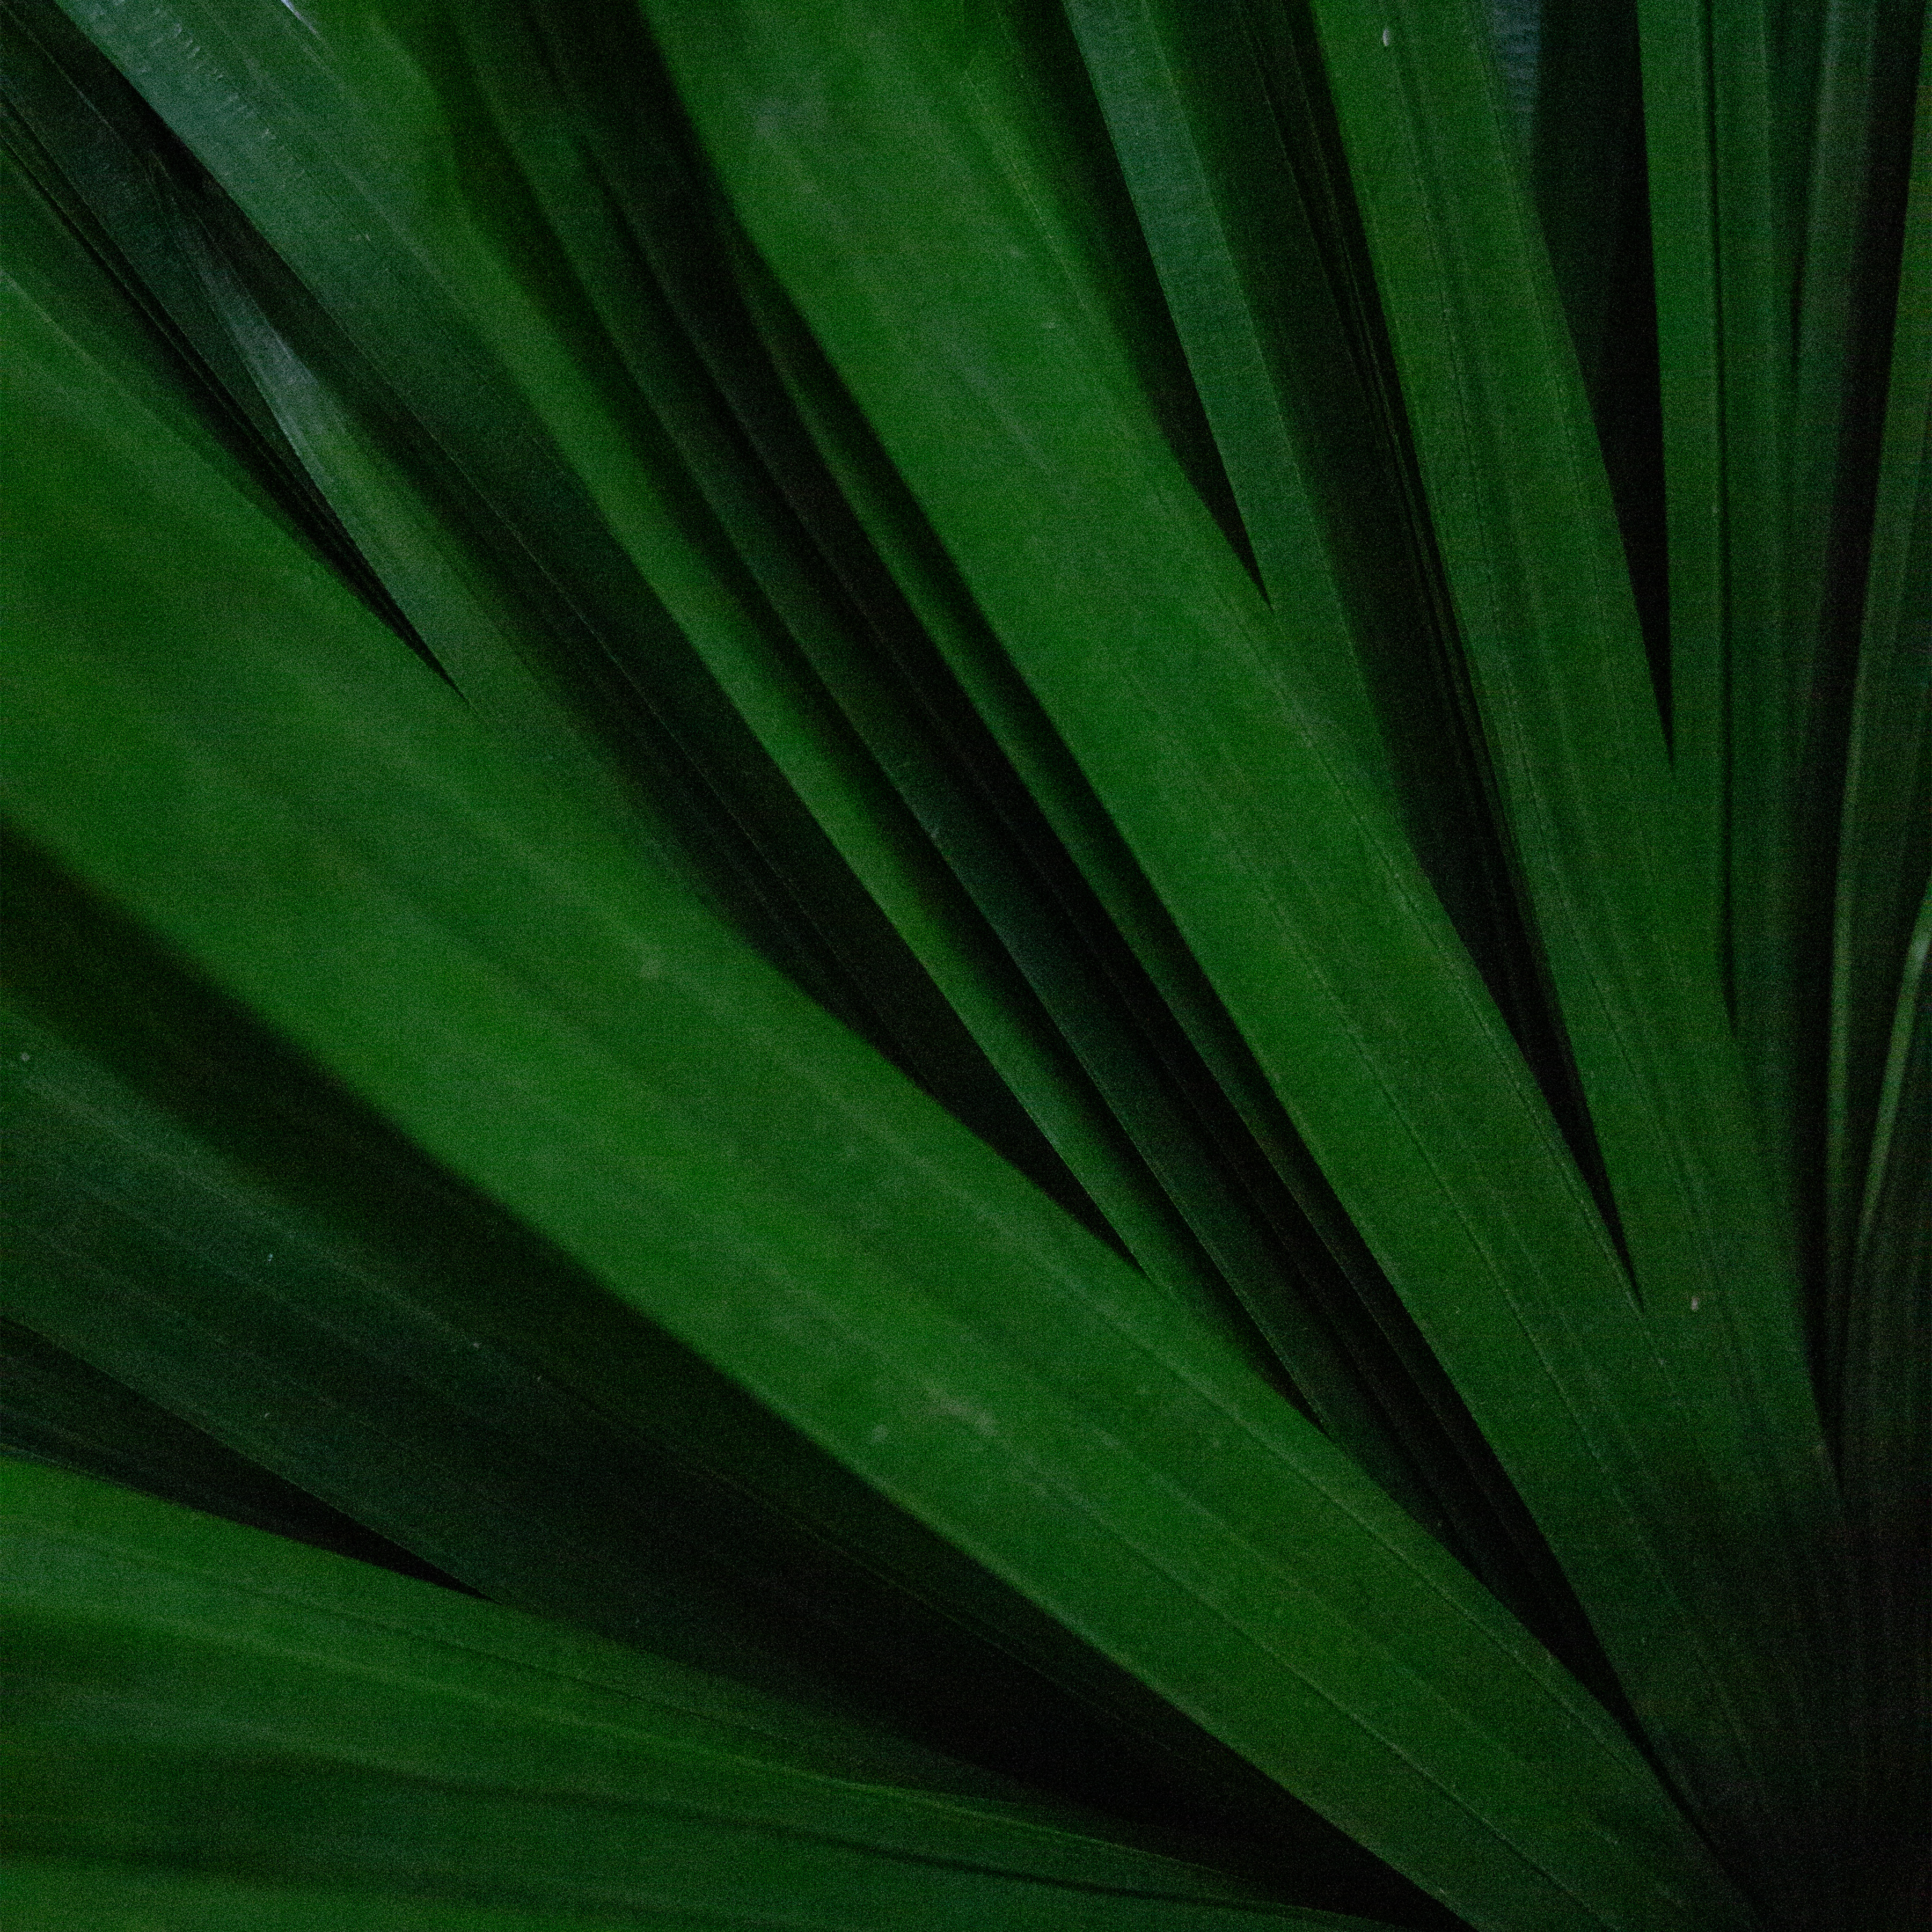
xmin=6 ymin=1458 xmax=1377 ymax=1928
xmin=2 ymin=2 xmax=1923 ymax=1929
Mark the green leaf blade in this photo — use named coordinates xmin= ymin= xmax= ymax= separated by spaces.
xmin=2 ymin=215 xmax=1747 ymax=1932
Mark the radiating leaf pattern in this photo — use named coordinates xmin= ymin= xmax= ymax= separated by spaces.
xmin=2 ymin=3 xmax=1924 ymax=1929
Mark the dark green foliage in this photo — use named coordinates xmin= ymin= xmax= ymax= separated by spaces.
xmin=2 ymin=2 xmax=1924 ymax=1929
